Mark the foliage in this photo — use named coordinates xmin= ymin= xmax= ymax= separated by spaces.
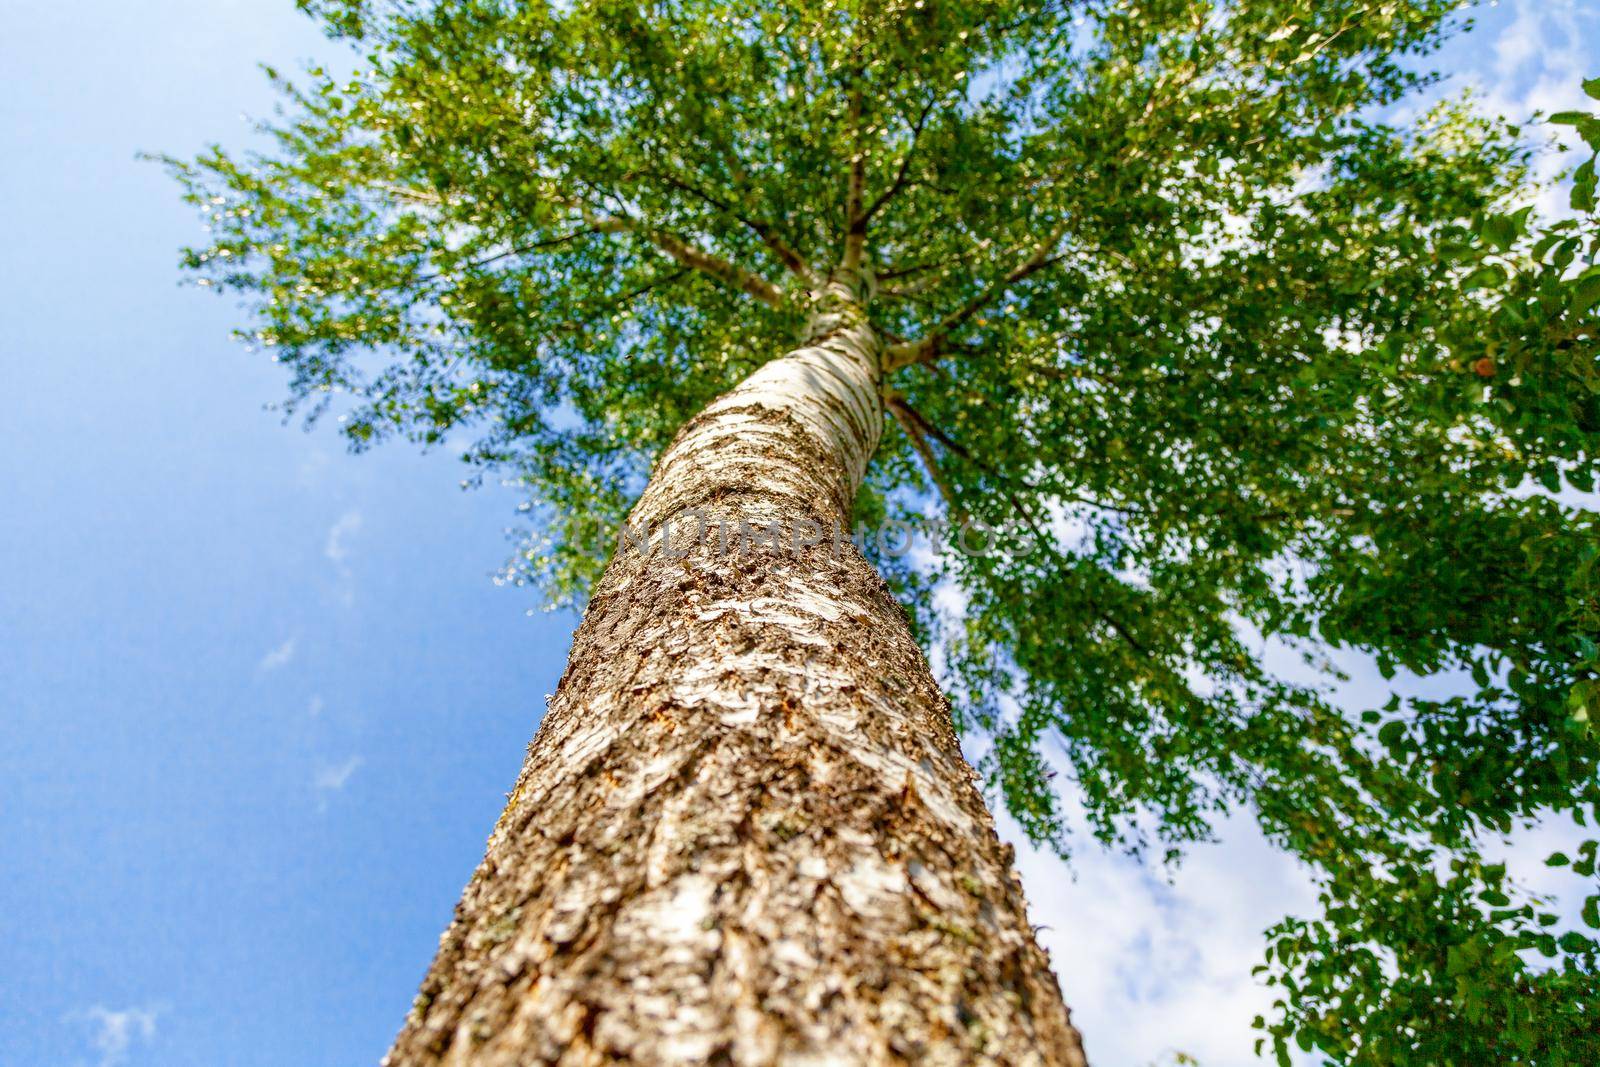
xmin=160 ymin=1 xmax=1598 ymax=1060
xmin=1253 ymin=78 xmax=1600 ymax=1066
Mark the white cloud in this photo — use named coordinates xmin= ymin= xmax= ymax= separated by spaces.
xmin=323 ymin=508 xmax=363 ymax=562
xmin=313 ymin=755 xmax=363 ymax=794
xmin=1492 ymin=0 xmax=1549 ymax=78
xmin=1004 ymin=800 xmax=1317 ymax=1067
xmin=72 ymin=1005 xmax=159 ymax=1067
xmin=256 ymin=636 xmax=296 ymax=674
xmin=307 ymin=694 xmax=325 ymax=717
xmin=1468 ymin=0 xmax=1597 ymax=218
xmin=1494 ymin=814 xmax=1593 ymax=927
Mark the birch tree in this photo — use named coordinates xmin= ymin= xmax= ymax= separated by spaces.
xmin=163 ymin=0 xmax=1600 ymax=1062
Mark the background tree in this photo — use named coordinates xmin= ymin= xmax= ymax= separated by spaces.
xmin=163 ymin=0 xmax=1599 ymax=1062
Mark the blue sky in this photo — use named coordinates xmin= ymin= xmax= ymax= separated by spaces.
xmin=0 ymin=3 xmax=1595 ymax=1066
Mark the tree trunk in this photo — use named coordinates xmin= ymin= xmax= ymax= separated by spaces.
xmin=385 ymin=276 xmax=1088 ymax=1067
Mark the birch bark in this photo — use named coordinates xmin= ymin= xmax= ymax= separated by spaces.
xmin=385 ymin=276 xmax=1088 ymax=1067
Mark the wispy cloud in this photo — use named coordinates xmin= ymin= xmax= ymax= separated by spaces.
xmin=313 ymin=755 xmax=363 ymax=795
xmin=324 ymin=508 xmax=364 ymax=606
xmin=71 ymin=1005 xmax=159 ymax=1067
xmin=256 ymin=637 xmax=297 ymax=674
xmin=323 ymin=508 xmax=363 ymax=563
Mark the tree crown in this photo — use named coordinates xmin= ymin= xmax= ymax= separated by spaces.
xmin=164 ymin=0 xmax=1600 ymax=1059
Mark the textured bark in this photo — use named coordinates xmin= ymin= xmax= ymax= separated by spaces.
xmin=385 ymin=278 xmax=1087 ymax=1067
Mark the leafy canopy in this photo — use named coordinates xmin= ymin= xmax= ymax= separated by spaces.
xmin=163 ymin=0 xmax=1600 ymax=1060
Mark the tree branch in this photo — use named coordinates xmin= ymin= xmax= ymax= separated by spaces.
xmin=998 ymin=487 xmax=1153 ymax=657
xmin=648 ymin=228 xmax=785 ymax=306
xmin=884 ymin=223 xmax=1072 ymax=369
xmin=858 ymin=94 xmax=939 ymax=228
xmin=643 ymin=167 xmax=816 ymax=283
xmin=585 ymin=210 xmax=784 ymax=307
xmin=411 ymin=227 xmax=600 ymax=287
xmin=890 ymin=396 xmax=1042 ymax=494
xmin=876 ymin=242 xmax=996 ymax=283
xmin=888 ymin=396 xmax=962 ymax=516
xmin=890 ymin=395 xmax=1151 ymax=652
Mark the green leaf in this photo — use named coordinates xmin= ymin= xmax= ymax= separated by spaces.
xmin=1462 ymin=263 xmax=1508 ymax=291
xmin=1557 ymin=931 xmax=1591 ymax=953
xmin=1572 ymin=270 xmax=1600 ymax=315
xmin=1378 ymin=720 xmax=1406 ymax=749
xmin=1480 ymin=215 xmax=1517 ymax=251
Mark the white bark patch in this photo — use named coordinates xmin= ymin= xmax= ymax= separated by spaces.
xmin=695 ymin=595 xmax=838 ymax=636
xmin=616 ymin=873 xmax=719 ymax=963
xmin=834 ymin=852 xmax=910 ymax=918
